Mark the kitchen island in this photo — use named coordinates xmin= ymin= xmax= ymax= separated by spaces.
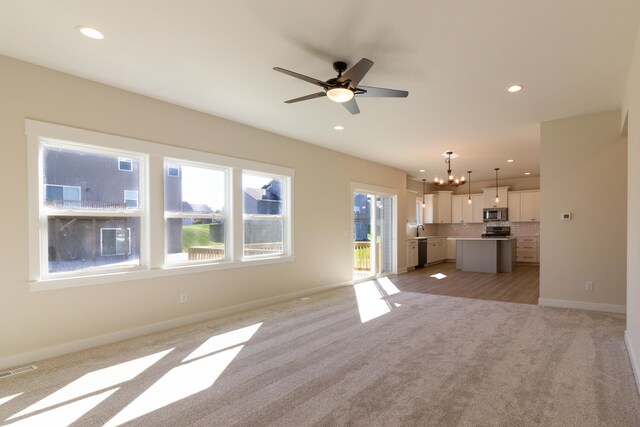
xmin=447 ymin=237 xmax=516 ymax=273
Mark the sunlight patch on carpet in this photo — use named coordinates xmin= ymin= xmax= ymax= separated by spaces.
xmin=8 ymin=349 xmax=173 ymax=420
xmin=5 ymin=388 xmax=118 ymax=427
xmin=354 ymin=281 xmax=391 ymax=323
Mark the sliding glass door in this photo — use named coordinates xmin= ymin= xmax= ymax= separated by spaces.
xmin=353 ymin=189 xmax=396 ymax=281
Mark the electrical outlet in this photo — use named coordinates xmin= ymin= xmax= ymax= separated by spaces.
xmin=585 ymin=281 xmax=593 ymax=291
xmin=180 ymin=292 xmax=188 ymax=303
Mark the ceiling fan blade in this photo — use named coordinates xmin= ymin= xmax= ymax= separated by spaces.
xmin=337 ymin=58 xmax=374 ymax=88
xmin=357 ymin=85 xmax=409 ymax=98
xmin=341 ymin=98 xmax=360 ymax=115
xmin=273 ymin=67 xmax=329 ymax=89
xmin=284 ymin=92 xmax=327 ymax=103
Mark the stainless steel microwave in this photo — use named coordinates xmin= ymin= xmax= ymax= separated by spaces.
xmin=483 ymin=208 xmax=508 ymax=222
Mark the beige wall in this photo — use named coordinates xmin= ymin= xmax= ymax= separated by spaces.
xmin=540 ymin=110 xmax=627 ymax=310
xmin=623 ymin=24 xmax=640 ymax=389
xmin=0 ymin=55 xmax=408 ymax=367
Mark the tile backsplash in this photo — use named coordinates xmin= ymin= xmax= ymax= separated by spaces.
xmin=407 ymin=221 xmax=539 ymax=239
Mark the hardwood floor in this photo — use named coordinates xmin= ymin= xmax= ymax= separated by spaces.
xmin=390 ymin=262 xmax=540 ymax=305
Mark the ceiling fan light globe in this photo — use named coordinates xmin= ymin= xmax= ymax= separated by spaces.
xmin=326 ymin=88 xmax=354 ymax=103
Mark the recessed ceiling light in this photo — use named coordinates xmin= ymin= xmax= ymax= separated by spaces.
xmin=333 ymin=125 xmax=344 ymax=131
xmin=419 ymin=169 xmax=426 ymax=173
xmin=77 ymin=26 xmax=104 ymax=40
xmin=507 ymin=159 xmax=514 ymax=163
xmin=524 ymin=172 xmax=531 ymax=175
xmin=507 ymin=85 xmax=523 ymax=93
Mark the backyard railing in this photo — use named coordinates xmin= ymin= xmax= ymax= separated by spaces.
xmin=187 ymin=242 xmax=283 ymax=260
xmin=354 ymin=241 xmax=380 ymax=271
xmin=46 ymin=200 xmax=128 ymax=210
xmin=188 ymin=246 xmax=225 ymax=260
xmin=244 ymin=242 xmax=283 ymax=256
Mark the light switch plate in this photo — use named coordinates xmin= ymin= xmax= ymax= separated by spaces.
xmin=562 ymin=212 xmax=571 ymax=221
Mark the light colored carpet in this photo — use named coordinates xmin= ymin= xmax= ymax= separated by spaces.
xmin=1 ymin=282 xmax=639 ymax=426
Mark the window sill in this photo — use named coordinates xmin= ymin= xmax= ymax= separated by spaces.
xmin=29 ymin=256 xmax=295 ymax=292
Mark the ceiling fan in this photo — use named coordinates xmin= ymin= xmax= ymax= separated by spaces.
xmin=273 ymin=58 xmax=408 ymax=115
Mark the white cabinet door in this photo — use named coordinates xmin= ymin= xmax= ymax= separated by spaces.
xmin=520 ymin=191 xmax=540 ymax=221
xmin=436 ymin=191 xmax=452 ymax=223
xmin=407 ymin=241 xmax=418 ymax=268
xmin=423 ymin=194 xmax=437 ymax=224
xmin=451 ymin=195 xmax=464 ymax=224
xmin=426 ymin=239 xmax=437 ymax=263
xmin=471 ymin=194 xmax=484 ymax=222
xmin=483 ymin=187 xmax=508 ymax=208
xmin=508 ymin=192 xmax=521 ymax=222
xmin=437 ymin=238 xmax=447 ymax=261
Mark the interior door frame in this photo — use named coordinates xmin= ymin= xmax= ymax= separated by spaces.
xmin=350 ymin=182 xmax=398 ymax=282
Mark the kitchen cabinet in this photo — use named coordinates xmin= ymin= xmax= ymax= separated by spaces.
xmin=451 ymin=194 xmax=474 ymax=224
xmin=427 ymin=237 xmax=447 ymax=264
xmin=508 ymin=192 xmax=521 ymax=221
xmin=407 ymin=240 xmax=418 ymax=270
xmin=406 ymin=190 xmax=418 ymax=224
xmin=520 ymin=191 xmax=540 ymax=222
xmin=423 ymin=191 xmax=452 ymax=224
xmin=507 ymin=190 xmax=540 ymax=222
xmin=471 ymin=194 xmax=484 ymax=222
xmin=483 ymin=187 xmax=509 ymax=208
xmin=516 ymin=237 xmax=539 ymax=263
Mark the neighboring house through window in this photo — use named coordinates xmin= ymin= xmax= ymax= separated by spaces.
xmin=118 ymin=157 xmax=133 ymax=171
xmin=124 ymin=190 xmax=138 ymax=209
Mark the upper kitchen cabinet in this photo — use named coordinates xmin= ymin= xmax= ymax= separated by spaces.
xmin=452 ymin=194 xmax=474 ymax=223
xmin=520 ymin=191 xmax=540 ymax=222
xmin=471 ymin=194 xmax=484 ymax=222
xmin=483 ymin=187 xmax=509 ymax=208
xmin=406 ymin=190 xmax=418 ymax=224
xmin=508 ymin=192 xmax=521 ymax=221
xmin=424 ymin=191 xmax=452 ymax=223
xmin=507 ymin=190 xmax=540 ymax=222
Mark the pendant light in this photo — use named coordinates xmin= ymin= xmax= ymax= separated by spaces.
xmin=422 ymin=179 xmax=426 ymax=207
xmin=494 ymin=168 xmax=500 ymax=203
xmin=467 ymin=171 xmax=472 ymax=204
xmin=434 ymin=151 xmax=466 ymax=187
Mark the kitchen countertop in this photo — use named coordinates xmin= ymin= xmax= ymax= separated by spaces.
xmin=408 ymin=236 xmax=446 ymax=240
xmin=447 ymin=237 xmax=517 ymax=241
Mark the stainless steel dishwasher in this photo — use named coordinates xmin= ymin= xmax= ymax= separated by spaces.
xmin=418 ymin=239 xmax=427 ymax=267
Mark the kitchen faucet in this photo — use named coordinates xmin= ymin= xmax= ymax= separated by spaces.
xmin=416 ymin=224 xmax=425 ymax=237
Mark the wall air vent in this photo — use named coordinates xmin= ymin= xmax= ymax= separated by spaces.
xmin=0 ymin=365 xmax=38 ymax=379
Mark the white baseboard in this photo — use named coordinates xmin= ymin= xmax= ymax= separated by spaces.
xmin=625 ymin=331 xmax=640 ymax=396
xmin=538 ymin=298 xmax=626 ymax=314
xmin=0 ymin=281 xmax=351 ymax=371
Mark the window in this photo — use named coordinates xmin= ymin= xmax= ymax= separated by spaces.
xmin=101 ymin=228 xmax=132 ymax=256
xmin=27 ymin=119 xmax=293 ymax=290
xmin=41 ymin=144 xmax=143 ymax=276
xmin=124 ymin=190 xmax=138 ymax=209
xmin=167 ymin=164 xmax=180 ymax=177
xmin=164 ymin=161 xmax=228 ymax=264
xmin=243 ymin=172 xmax=287 ymax=257
xmin=45 ymin=184 xmax=81 ymax=208
xmin=118 ymin=158 xmax=133 ymax=171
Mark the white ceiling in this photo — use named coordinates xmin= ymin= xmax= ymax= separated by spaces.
xmin=1 ymin=0 xmax=639 ymax=181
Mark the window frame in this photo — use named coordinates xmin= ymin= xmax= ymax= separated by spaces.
xmin=26 ymin=119 xmax=294 ymax=291
xmin=163 ymin=158 xmax=230 ymax=267
xmin=242 ymin=171 xmax=290 ymax=259
xmin=37 ymin=141 xmax=146 ymax=280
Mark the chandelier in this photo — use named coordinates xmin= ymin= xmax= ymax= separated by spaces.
xmin=433 ymin=151 xmax=466 ymax=187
